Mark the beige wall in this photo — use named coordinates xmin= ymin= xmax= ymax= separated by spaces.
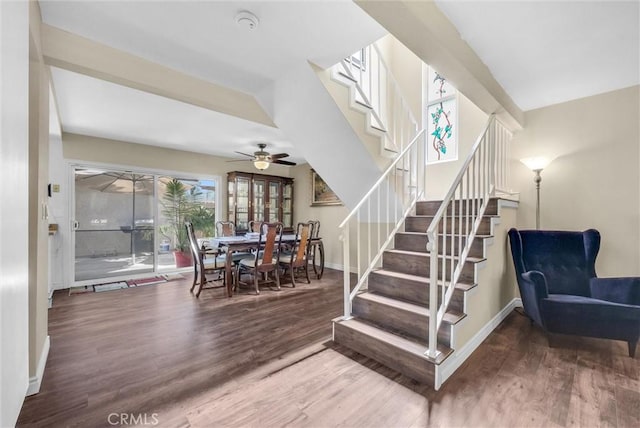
xmin=63 ymin=132 xmax=294 ymax=221
xmin=383 ymin=35 xmax=423 ymax=123
xmin=289 ymin=164 xmax=350 ymax=270
xmin=455 ymin=203 xmax=519 ymax=349
xmin=28 ymin=0 xmax=49 ymax=385
xmin=425 ymin=93 xmax=490 ymax=200
xmin=62 ymin=136 xmax=348 ymax=271
xmin=511 ymin=85 xmax=640 ymax=277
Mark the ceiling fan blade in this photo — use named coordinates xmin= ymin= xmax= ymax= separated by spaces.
xmin=226 ymin=159 xmax=252 ymax=163
xmin=270 ymin=153 xmax=289 ymax=159
xmin=234 ymin=151 xmax=256 ymax=158
xmin=273 ymin=159 xmax=297 ymax=166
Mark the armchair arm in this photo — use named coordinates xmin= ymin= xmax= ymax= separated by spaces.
xmin=590 ymin=277 xmax=640 ymax=305
xmin=518 ymin=270 xmax=549 ymax=328
xmin=521 ymin=270 xmax=550 ymax=300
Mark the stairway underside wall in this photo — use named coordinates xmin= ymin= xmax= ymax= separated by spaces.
xmin=257 ymin=62 xmax=383 ymax=209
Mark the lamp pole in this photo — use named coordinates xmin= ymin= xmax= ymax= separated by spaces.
xmin=534 ymin=169 xmax=542 ymax=230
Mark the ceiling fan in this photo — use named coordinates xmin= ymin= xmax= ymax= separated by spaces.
xmin=228 ymin=143 xmax=296 ymax=171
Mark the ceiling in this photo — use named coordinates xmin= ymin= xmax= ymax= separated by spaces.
xmin=435 ymin=0 xmax=640 ymax=111
xmin=42 ymin=1 xmax=640 ymax=161
xmin=41 ymin=0 xmax=386 ymax=162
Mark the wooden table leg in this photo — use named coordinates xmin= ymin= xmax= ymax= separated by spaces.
xmin=225 ymin=249 xmax=233 ymax=297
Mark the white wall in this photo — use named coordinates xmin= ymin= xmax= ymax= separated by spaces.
xmin=512 ymin=85 xmax=640 ymax=277
xmin=0 ymin=0 xmax=30 ymax=425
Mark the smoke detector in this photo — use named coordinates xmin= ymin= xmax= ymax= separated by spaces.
xmin=235 ymin=11 xmax=259 ymax=31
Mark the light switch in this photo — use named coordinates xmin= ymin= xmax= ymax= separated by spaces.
xmin=52 ymin=184 xmax=60 ymax=193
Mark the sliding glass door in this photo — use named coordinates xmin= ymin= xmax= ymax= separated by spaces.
xmin=73 ymin=166 xmax=218 ymax=283
xmin=74 ymin=168 xmax=155 ymax=281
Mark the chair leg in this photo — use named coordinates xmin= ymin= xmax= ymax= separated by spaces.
xmin=290 ymin=265 xmax=296 ymax=288
xmin=196 ymin=271 xmax=206 ymax=298
xmin=275 ymin=267 xmax=281 ymax=291
xmin=304 ymin=260 xmax=311 ymax=284
xmin=629 ymin=340 xmax=637 ymax=358
xmin=190 ymin=266 xmax=198 ymax=293
xmin=254 ymin=269 xmax=260 ymax=295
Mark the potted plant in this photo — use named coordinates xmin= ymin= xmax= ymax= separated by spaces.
xmin=190 ymin=205 xmax=216 ymax=238
xmin=160 ymin=179 xmax=195 ymax=268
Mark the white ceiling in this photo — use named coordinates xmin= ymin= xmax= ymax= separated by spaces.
xmin=41 ymin=0 xmax=386 ymax=162
xmin=435 ymin=0 xmax=640 ymax=111
xmin=42 ymin=1 xmax=640 ymax=161
xmin=50 ymin=67 xmax=298 ymax=161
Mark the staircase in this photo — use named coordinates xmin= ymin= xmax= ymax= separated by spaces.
xmin=319 ymin=42 xmax=419 ymax=164
xmin=334 ymin=198 xmax=502 ymax=385
xmin=332 ymin=114 xmax=517 ymax=389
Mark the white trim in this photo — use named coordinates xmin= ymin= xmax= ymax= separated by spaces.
xmin=435 ymin=298 xmax=522 ymax=390
xmin=26 ymin=335 xmax=50 ymax=396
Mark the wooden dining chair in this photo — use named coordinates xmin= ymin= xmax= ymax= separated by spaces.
xmin=248 ymin=220 xmax=266 ymax=234
xmin=279 ymin=221 xmax=314 ymax=287
xmin=236 ymin=222 xmax=283 ymax=294
xmin=308 ymin=220 xmax=324 ymax=279
xmin=216 ymin=220 xmax=236 ymax=237
xmin=185 ymin=222 xmax=226 ymax=297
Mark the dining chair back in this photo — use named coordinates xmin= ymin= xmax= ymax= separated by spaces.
xmin=216 ymin=221 xmax=236 ymax=237
xmin=280 ymin=221 xmax=314 ymax=287
xmin=185 ymin=221 xmax=225 ymax=297
xmin=236 ymin=222 xmax=284 ymax=294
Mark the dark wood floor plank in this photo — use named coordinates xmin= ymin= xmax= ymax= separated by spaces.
xmin=17 ymin=272 xmax=640 ymax=428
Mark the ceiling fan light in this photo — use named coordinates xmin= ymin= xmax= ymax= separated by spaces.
xmin=254 ymin=159 xmax=270 ymax=170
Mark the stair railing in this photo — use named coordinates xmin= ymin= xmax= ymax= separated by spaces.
xmin=340 ymin=129 xmax=427 ymax=319
xmin=339 ymin=44 xmax=419 ymax=154
xmin=425 ymin=114 xmax=512 ymax=359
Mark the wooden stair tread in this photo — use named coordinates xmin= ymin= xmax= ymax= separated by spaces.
xmin=408 ymin=214 xmax=498 ymax=219
xmin=385 ymin=249 xmax=485 ymax=264
xmin=357 ymin=292 xmax=465 ymax=325
xmin=338 ymin=318 xmax=453 ymax=365
xmin=372 ymin=269 xmax=476 ymax=291
xmin=396 ymin=231 xmax=493 ymax=239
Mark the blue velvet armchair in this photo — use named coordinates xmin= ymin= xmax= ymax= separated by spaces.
xmin=508 ymin=228 xmax=640 ymax=357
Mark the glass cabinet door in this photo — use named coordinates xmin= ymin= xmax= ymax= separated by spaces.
xmin=253 ymin=179 xmax=265 ymax=223
xmin=268 ymin=181 xmax=280 ymax=223
xmin=282 ymin=182 xmax=293 ymax=228
xmin=236 ymin=177 xmax=250 ymax=231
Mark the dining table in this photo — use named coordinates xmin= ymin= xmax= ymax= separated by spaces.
xmin=205 ymin=234 xmax=324 ymax=297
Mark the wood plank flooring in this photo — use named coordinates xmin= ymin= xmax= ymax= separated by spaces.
xmin=18 ymin=271 xmax=640 ymax=427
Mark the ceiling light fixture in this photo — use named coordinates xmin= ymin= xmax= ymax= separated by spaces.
xmin=235 ymin=11 xmax=259 ymax=31
xmin=253 ymin=155 xmax=270 ymax=171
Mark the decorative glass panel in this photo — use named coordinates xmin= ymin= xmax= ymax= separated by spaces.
xmin=427 ymin=67 xmax=456 ymax=102
xmin=427 ymin=98 xmax=458 ymax=163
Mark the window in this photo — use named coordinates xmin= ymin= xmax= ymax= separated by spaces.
xmin=73 ymin=165 xmax=219 ymax=283
xmin=425 ymin=66 xmax=458 ymax=164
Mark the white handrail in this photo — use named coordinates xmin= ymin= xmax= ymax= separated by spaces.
xmin=340 ymin=129 xmax=427 ymax=318
xmin=425 ymin=115 xmax=512 ymax=358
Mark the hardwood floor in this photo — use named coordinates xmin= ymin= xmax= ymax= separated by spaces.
xmin=18 ymin=271 xmax=640 ymax=427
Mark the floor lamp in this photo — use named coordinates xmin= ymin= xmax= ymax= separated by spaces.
xmin=521 ymin=157 xmax=551 ymax=230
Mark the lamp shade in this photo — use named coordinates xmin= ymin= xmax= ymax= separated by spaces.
xmin=253 ymin=159 xmax=270 ymax=170
xmin=520 ymin=157 xmax=551 ymax=171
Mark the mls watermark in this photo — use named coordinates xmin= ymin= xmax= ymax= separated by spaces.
xmin=107 ymin=413 xmax=159 ymax=426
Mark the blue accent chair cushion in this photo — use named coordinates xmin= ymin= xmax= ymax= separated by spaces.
xmin=508 ymin=228 xmax=640 ymax=357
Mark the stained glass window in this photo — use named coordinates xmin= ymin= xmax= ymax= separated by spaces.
xmin=426 ymin=67 xmax=458 ymax=163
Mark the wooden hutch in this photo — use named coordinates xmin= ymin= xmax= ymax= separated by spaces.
xmin=227 ymin=171 xmax=294 ymax=234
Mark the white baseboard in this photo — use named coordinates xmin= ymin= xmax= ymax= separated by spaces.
xmin=26 ymin=335 xmax=50 ymax=396
xmin=435 ymin=298 xmax=522 ymax=390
